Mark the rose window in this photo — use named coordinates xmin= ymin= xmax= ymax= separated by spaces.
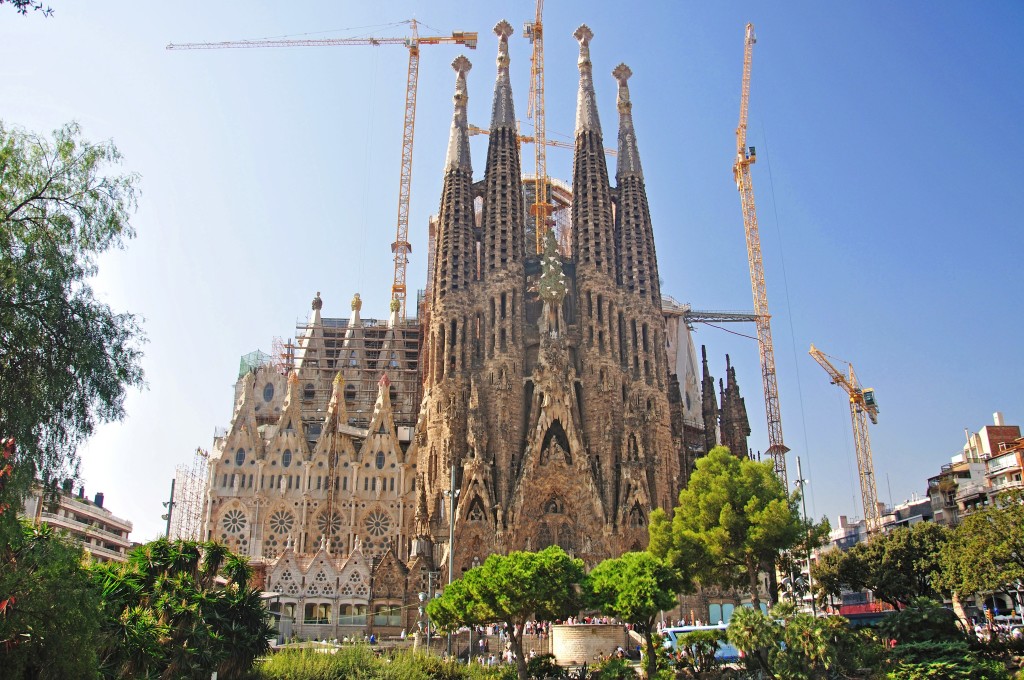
xmin=317 ymin=511 xmax=341 ymax=536
xmin=222 ymin=509 xmax=247 ymax=533
xmin=364 ymin=509 xmax=392 ymax=537
xmin=269 ymin=510 xmax=294 ymax=535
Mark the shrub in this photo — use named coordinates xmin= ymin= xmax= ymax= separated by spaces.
xmin=675 ymin=629 xmax=726 ymax=674
xmin=876 ymin=598 xmax=963 ymax=644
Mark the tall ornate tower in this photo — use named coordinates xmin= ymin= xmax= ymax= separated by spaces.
xmin=414 ymin=23 xmax=681 ymax=578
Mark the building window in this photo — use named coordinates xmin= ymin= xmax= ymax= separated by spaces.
xmin=303 ymin=602 xmax=331 ymax=624
xmin=376 ymin=451 xmax=385 ymax=470
xmin=303 ymin=383 xmax=315 ymax=401
xmin=282 ymin=449 xmax=292 ymax=468
xmin=235 ymin=448 xmax=246 ymax=466
xmin=339 ymin=604 xmax=367 ymax=625
xmin=344 ymin=385 xmax=356 ymax=403
xmin=263 ymin=383 xmax=274 ymax=402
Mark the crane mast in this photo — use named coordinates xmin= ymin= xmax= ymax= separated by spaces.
xmin=809 ymin=344 xmax=881 ymax=533
xmin=525 ymin=0 xmax=553 ymax=253
xmin=168 ymin=20 xmax=479 ymax=321
xmin=733 ymin=22 xmax=789 ymax=489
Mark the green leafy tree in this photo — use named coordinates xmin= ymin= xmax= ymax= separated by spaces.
xmin=585 ymin=551 xmax=689 ymax=678
xmin=427 ymin=546 xmax=584 ymax=680
xmin=0 ymin=121 xmax=144 ymax=518
xmin=0 ymin=1 xmax=52 ymax=16
xmin=812 ymin=521 xmax=947 ymax=609
xmin=937 ymin=491 xmax=1024 ymax=609
xmin=649 ymin=446 xmax=803 ymax=607
xmin=92 ymin=538 xmax=272 ymax=679
xmin=0 ymin=520 xmax=103 ymax=679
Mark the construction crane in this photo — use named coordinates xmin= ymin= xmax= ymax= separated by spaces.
xmin=168 ymin=20 xmax=478 ymax=321
xmin=467 ymin=124 xmax=616 ymax=156
xmin=809 ymin=344 xmax=881 ymax=533
xmin=733 ymin=22 xmax=789 ymax=489
xmin=524 ymin=0 xmax=553 ymax=254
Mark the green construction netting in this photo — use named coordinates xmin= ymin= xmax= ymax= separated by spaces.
xmin=238 ymin=349 xmax=271 ymax=379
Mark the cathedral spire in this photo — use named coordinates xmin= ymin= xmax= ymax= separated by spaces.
xmin=571 ymin=24 xmax=615 ymax=279
xmin=719 ymin=354 xmax=752 ymax=458
xmin=701 ymin=345 xmax=718 ymax=455
xmin=445 ymin=55 xmax=472 ymax=173
xmin=490 ymin=20 xmax=515 ymax=128
xmin=432 ymin=56 xmax=476 ymax=303
xmin=612 ymin=62 xmax=660 ymax=305
xmin=480 ymin=21 xmax=525 ymax=274
xmin=613 ymin=64 xmax=643 ymax=181
xmin=574 ymin=25 xmax=601 ymax=136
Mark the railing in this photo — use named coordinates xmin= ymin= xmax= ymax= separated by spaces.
xmin=40 ymin=512 xmax=131 ymax=545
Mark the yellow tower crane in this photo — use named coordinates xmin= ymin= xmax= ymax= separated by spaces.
xmin=167 ymin=20 xmax=478 ymax=321
xmin=809 ymin=344 xmax=882 ymax=534
xmin=524 ymin=0 xmax=553 ymax=254
xmin=733 ymin=23 xmax=790 ymax=488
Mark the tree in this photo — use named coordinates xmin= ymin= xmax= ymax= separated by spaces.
xmin=0 ymin=121 xmax=144 ymax=519
xmin=937 ymin=491 xmax=1024 ymax=611
xmin=649 ymin=446 xmax=803 ymax=608
xmin=812 ymin=521 xmax=947 ymax=609
xmin=0 ymin=1 xmax=53 ymax=16
xmin=427 ymin=546 xmax=584 ymax=680
xmin=585 ymin=551 xmax=689 ymax=678
xmin=91 ymin=538 xmax=272 ymax=679
xmin=0 ymin=519 xmax=103 ymax=679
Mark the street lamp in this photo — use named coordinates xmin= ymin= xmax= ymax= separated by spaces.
xmin=161 ymin=478 xmax=176 ymax=538
xmin=794 ymin=456 xmax=817 ymax=616
xmin=419 ymin=570 xmax=441 ymax=652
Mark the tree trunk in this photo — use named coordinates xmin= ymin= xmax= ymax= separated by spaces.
xmin=747 ymin=555 xmax=762 ymax=610
xmin=766 ymin=558 xmax=780 ymax=606
xmin=508 ymin=622 xmax=528 ymax=680
xmin=642 ymin=619 xmax=658 ymax=679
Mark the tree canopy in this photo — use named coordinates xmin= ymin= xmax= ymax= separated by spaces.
xmin=427 ymin=546 xmax=583 ymax=680
xmin=585 ymin=551 xmax=688 ymax=678
xmin=91 ymin=538 xmax=271 ymax=679
xmin=937 ymin=491 xmax=1024 ymax=605
xmin=812 ymin=521 xmax=947 ymax=609
xmin=0 ymin=519 xmax=102 ymax=679
xmin=0 ymin=121 xmax=144 ymax=516
xmin=650 ymin=446 xmax=803 ymax=607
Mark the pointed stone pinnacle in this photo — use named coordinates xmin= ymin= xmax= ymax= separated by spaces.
xmin=574 ymin=25 xmax=600 ymax=135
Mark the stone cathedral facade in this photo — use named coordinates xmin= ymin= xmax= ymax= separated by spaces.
xmin=202 ymin=21 xmax=753 ymax=638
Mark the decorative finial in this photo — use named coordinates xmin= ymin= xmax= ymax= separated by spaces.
xmin=613 ymin=63 xmax=633 ymax=114
xmin=574 ymin=25 xmax=601 ymax=135
xmin=312 ymin=291 xmax=323 ymax=311
xmin=288 ymin=370 xmax=299 ymax=385
xmin=490 ymin=21 xmax=515 ymax=127
xmin=351 ymin=293 xmax=362 ymax=312
xmin=452 ymin=54 xmax=472 ymax=78
xmin=333 ymin=372 xmax=344 ymax=386
xmin=613 ymin=63 xmax=643 ymax=180
xmin=446 ymin=56 xmax=473 ymax=171
xmin=379 ymin=373 xmax=391 ymax=389
xmin=390 ymin=298 xmax=400 ymax=313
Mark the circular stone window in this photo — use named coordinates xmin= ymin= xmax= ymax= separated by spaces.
xmin=364 ymin=509 xmax=392 ymax=537
xmin=263 ymin=382 xmax=274 ymax=402
xmin=269 ymin=510 xmax=294 ymax=536
xmin=222 ymin=508 xmax=247 ymax=533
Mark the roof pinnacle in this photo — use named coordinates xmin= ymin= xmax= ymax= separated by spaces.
xmin=490 ymin=20 xmax=515 ymax=127
xmin=574 ymin=25 xmax=601 ymax=136
xmin=445 ymin=55 xmax=473 ymax=172
xmin=613 ymin=62 xmax=643 ymax=180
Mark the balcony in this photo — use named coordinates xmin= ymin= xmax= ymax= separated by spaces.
xmin=40 ymin=512 xmax=131 ymax=547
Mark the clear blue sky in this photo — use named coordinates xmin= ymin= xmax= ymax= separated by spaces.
xmin=3 ymin=2 xmax=1022 ymax=541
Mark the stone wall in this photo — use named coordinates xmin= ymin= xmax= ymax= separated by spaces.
xmin=551 ymin=624 xmax=629 ymax=666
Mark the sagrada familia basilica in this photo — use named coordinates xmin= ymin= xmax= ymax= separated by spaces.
xmin=202 ymin=21 xmax=754 ymax=638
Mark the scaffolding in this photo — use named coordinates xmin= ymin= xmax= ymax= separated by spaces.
xmin=238 ymin=349 xmax=272 ymax=379
xmin=170 ymin=447 xmax=208 ymax=541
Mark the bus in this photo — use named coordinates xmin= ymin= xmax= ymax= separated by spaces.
xmin=661 ymin=624 xmax=741 ymax=663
